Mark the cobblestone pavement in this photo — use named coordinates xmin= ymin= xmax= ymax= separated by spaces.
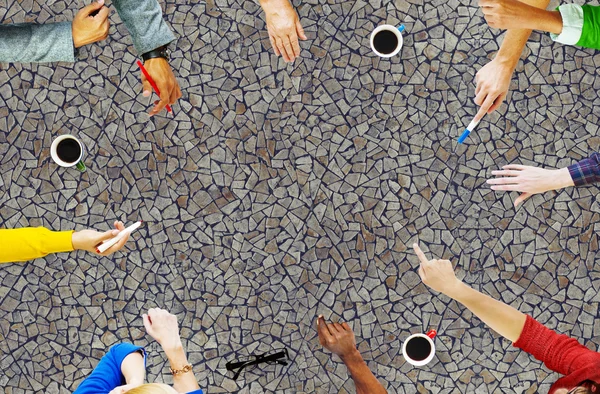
xmin=1 ymin=0 xmax=600 ymax=393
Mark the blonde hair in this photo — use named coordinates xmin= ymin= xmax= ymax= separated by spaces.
xmin=127 ymin=383 xmax=171 ymax=394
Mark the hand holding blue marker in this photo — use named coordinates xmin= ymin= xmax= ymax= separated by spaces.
xmin=457 ymin=117 xmax=481 ymax=144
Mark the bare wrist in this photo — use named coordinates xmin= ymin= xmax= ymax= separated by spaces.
xmin=71 ymin=231 xmax=82 ymax=250
xmin=162 ymin=340 xmax=184 ymax=355
xmin=556 ymin=167 xmax=574 ymax=190
xmin=339 ymin=348 xmax=363 ymax=364
xmin=444 ymin=281 xmax=468 ymax=300
xmin=259 ymin=0 xmax=290 ymax=9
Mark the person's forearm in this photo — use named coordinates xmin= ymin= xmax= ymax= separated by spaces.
xmin=121 ymin=351 xmax=145 ymax=385
xmin=258 ymin=0 xmax=289 ymax=11
xmin=163 ymin=343 xmax=200 ymax=392
xmin=111 ymin=0 xmax=175 ymax=55
xmin=340 ymin=350 xmax=387 ymax=394
xmin=0 ymin=23 xmax=76 ymax=63
xmin=447 ymin=282 xmax=527 ymax=343
xmin=495 ymin=0 xmax=552 ymax=68
xmin=0 ymin=227 xmax=74 ymax=263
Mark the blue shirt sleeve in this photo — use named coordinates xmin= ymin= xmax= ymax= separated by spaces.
xmin=73 ymin=343 xmax=146 ymax=394
xmin=186 ymin=390 xmax=204 ymax=394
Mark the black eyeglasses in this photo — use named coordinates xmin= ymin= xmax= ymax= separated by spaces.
xmin=226 ymin=349 xmax=289 ymax=380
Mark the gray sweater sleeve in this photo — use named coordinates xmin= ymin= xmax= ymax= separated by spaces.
xmin=0 ymin=21 xmax=75 ymax=63
xmin=112 ymin=0 xmax=176 ymax=55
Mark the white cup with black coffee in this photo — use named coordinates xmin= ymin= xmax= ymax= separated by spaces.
xmin=402 ymin=329 xmax=436 ymax=366
xmin=370 ymin=24 xmax=405 ymax=58
xmin=50 ymin=134 xmax=86 ymax=172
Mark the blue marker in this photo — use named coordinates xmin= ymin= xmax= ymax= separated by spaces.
xmin=457 ymin=118 xmax=480 ymax=144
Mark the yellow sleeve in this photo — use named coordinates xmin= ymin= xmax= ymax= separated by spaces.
xmin=0 ymin=227 xmax=74 ymax=263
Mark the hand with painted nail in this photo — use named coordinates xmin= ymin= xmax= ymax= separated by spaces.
xmin=487 ymin=165 xmax=574 ymax=207
xmin=260 ymin=0 xmax=307 ymax=63
xmin=71 ymin=221 xmax=130 ymax=256
xmin=413 ymin=243 xmax=461 ymax=297
xmin=140 ymin=58 xmax=182 ymax=116
xmin=72 ymin=0 xmax=110 ymax=48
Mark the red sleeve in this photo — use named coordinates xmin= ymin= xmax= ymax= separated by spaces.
xmin=513 ymin=315 xmax=600 ymax=375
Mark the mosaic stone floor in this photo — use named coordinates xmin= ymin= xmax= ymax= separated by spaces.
xmin=1 ymin=0 xmax=600 ymax=393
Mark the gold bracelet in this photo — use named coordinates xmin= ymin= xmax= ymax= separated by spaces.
xmin=170 ymin=364 xmax=193 ymax=376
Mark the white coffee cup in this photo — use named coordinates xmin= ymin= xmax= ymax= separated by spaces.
xmin=402 ymin=329 xmax=437 ymax=366
xmin=370 ymin=24 xmax=405 ymax=58
xmin=50 ymin=134 xmax=86 ymax=172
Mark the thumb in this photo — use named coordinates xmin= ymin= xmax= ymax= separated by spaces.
xmin=143 ymin=314 xmax=153 ymax=334
xmin=81 ymin=0 xmax=105 ymax=16
xmin=98 ymin=229 xmax=120 ymax=242
xmin=514 ymin=192 xmax=531 ymax=207
xmin=296 ymin=20 xmax=307 ymax=40
xmin=140 ymin=73 xmax=152 ymax=97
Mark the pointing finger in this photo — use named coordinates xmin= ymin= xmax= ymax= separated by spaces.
xmin=412 ymin=243 xmax=429 ymax=265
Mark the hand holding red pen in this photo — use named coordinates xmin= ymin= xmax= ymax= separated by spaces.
xmin=138 ymin=58 xmax=182 ymax=116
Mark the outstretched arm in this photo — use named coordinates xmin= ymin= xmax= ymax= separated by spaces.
xmin=487 ymin=152 xmax=600 ymax=207
xmin=112 ymin=0 xmax=181 ymax=116
xmin=413 ymin=243 xmax=600 ymax=376
xmin=0 ymin=0 xmax=109 ymax=63
xmin=474 ymin=0 xmax=551 ymax=120
xmin=143 ymin=308 xmax=201 ymax=393
xmin=487 ymin=164 xmax=574 ymax=207
xmin=413 ymin=243 xmax=526 ymax=342
xmin=0 ymin=221 xmax=131 ymax=264
xmin=316 ymin=316 xmax=387 ymax=394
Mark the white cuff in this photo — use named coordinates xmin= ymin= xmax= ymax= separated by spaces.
xmin=550 ymin=4 xmax=584 ymax=45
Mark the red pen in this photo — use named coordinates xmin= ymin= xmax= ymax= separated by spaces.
xmin=136 ymin=60 xmax=172 ymax=113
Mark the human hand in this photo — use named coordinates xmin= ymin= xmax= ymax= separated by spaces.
xmin=316 ymin=316 xmax=359 ymax=360
xmin=413 ymin=243 xmax=462 ymax=297
xmin=487 ymin=165 xmax=574 ymax=207
xmin=71 ymin=221 xmax=130 ymax=256
xmin=108 ymin=384 xmax=140 ymax=394
xmin=262 ymin=0 xmax=307 ymax=63
xmin=474 ymin=57 xmax=514 ymax=121
xmin=143 ymin=308 xmax=183 ymax=351
xmin=479 ymin=0 xmax=541 ymax=31
xmin=72 ymin=0 xmax=110 ymax=49
xmin=141 ymin=58 xmax=182 ymax=116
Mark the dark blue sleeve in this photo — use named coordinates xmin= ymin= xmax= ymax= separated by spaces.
xmin=73 ymin=343 xmax=145 ymax=394
xmin=186 ymin=390 xmax=204 ymax=394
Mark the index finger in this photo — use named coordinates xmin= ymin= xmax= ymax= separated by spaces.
xmin=412 ymin=243 xmax=429 ymax=265
xmin=94 ymin=6 xmax=109 ymax=21
xmin=476 ymin=95 xmax=496 ymax=122
xmin=317 ymin=316 xmax=333 ymax=340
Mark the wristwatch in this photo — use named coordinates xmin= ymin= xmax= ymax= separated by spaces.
xmin=142 ymin=45 xmax=171 ymax=63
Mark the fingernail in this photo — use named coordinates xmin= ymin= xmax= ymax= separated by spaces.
xmin=143 ymin=90 xmax=151 ymax=97
xmin=97 ymin=0 xmax=104 ymax=4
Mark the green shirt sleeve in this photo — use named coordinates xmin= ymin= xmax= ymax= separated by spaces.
xmin=577 ymin=4 xmax=600 ymax=49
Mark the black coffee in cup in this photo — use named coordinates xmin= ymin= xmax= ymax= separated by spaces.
xmin=56 ymin=138 xmax=82 ymax=164
xmin=405 ymin=336 xmax=432 ymax=361
xmin=373 ymin=30 xmax=399 ymax=55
